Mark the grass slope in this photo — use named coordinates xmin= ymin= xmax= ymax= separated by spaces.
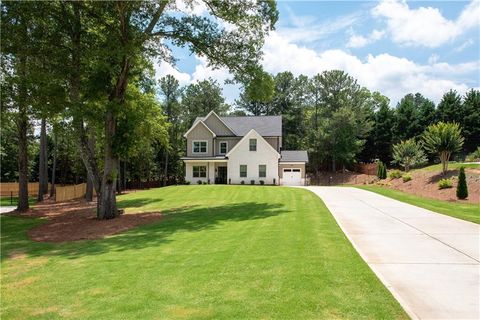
xmin=1 ymin=186 xmax=407 ymax=319
xmin=414 ymin=162 xmax=480 ymax=172
xmin=358 ymin=185 xmax=479 ymax=224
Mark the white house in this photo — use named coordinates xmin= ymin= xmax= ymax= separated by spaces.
xmin=181 ymin=111 xmax=308 ymax=186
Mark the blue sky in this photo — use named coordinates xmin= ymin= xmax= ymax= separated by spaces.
xmin=156 ymin=0 xmax=480 ymax=106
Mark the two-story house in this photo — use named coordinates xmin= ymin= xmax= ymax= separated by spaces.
xmin=181 ymin=111 xmax=308 ymax=186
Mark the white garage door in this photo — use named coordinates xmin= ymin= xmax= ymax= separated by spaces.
xmin=282 ymin=168 xmax=302 ymax=186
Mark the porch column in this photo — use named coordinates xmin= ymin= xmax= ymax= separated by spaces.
xmin=208 ymin=162 xmax=215 ymax=184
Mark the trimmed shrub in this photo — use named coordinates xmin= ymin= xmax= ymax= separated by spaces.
xmin=388 ymin=169 xmax=403 ymax=179
xmin=197 ymin=180 xmax=202 ymax=185
xmin=377 ymin=162 xmax=387 ymax=179
xmin=438 ymin=178 xmax=453 ymax=189
xmin=402 ymin=174 xmax=412 ymax=182
xmin=184 ymin=181 xmax=191 ymax=185
xmin=202 ymin=181 xmax=207 ymax=185
xmin=259 ymin=180 xmax=265 ymax=185
xmin=250 ymin=180 xmax=255 ymax=185
xmin=240 ymin=180 xmax=245 ymax=185
xmin=456 ymin=167 xmax=468 ymax=199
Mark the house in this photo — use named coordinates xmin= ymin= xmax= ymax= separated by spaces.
xmin=181 ymin=111 xmax=308 ymax=186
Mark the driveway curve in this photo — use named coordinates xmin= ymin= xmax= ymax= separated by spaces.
xmin=302 ymin=186 xmax=479 ymax=320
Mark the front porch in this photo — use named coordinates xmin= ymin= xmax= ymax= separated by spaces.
xmin=183 ymin=159 xmax=228 ymax=184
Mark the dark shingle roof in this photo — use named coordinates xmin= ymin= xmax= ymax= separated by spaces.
xmin=219 ymin=115 xmax=282 ymax=136
xmin=280 ymin=150 xmax=308 ymax=163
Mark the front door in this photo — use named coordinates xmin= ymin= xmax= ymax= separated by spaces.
xmin=216 ymin=166 xmax=227 ymax=184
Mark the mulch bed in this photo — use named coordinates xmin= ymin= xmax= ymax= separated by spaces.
xmin=7 ymin=199 xmax=162 ymax=243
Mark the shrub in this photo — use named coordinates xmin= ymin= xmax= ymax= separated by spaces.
xmin=259 ymin=180 xmax=265 ymax=185
xmin=377 ymin=162 xmax=387 ymax=179
xmin=250 ymin=180 xmax=255 ymax=185
xmin=465 ymin=147 xmax=480 ymax=162
xmin=456 ymin=167 xmax=468 ymax=199
xmin=402 ymin=174 xmax=412 ymax=182
xmin=184 ymin=181 xmax=191 ymax=185
xmin=240 ymin=180 xmax=245 ymax=185
xmin=197 ymin=180 xmax=202 ymax=185
xmin=438 ymin=178 xmax=453 ymax=189
xmin=388 ymin=169 xmax=403 ymax=179
xmin=202 ymin=181 xmax=207 ymax=185
xmin=392 ymin=139 xmax=427 ymax=172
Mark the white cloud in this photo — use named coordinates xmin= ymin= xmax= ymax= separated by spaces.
xmin=428 ymin=54 xmax=439 ymax=65
xmin=454 ymin=39 xmax=475 ymax=52
xmin=347 ymin=29 xmax=385 ymax=48
xmin=372 ymin=0 xmax=480 ymax=47
xmin=262 ymin=31 xmax=477 ymax=104
xmin=154 ymin=61 xmax=191 ymax=85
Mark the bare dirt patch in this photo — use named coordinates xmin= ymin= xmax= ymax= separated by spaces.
xmin=383 ymin=168 xmax=480 ymax=204
xmin=8 ymin=199 xmax=162 ymax=243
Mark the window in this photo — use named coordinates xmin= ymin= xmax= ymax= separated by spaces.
xmin=193 ymin=141 xmax=207 ymax=153
xmin=259 ymin=165 xmax=266 ymax=178
xmin=193 ymin=166 xmax=207 ymax=178
xmin=240 ymin=165 xmax=247 ymax=177
xmin=219 ymin=141 xmax=228 ymax=154
xmin=249 ymin=138 xmax=257 ymax=151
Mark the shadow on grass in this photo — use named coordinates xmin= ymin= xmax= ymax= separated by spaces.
xmin=117 ymin=197 xmax=164 ymax=208
xmin=1 ymin=201 xmax=288 ymax=261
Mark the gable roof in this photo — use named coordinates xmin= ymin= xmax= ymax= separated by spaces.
xmin=280 ymin=150 xmax=308 ymax=163
xmin=203 ymin=111 xmax=236 ymax=135
xmin=226 ymin=129 xmax=280 ymax=157
xmin=220 ymin=115 xmax=282 ymax=136
xmin=191 ymin=114 xmax=282 ymax=137
xmin=183 ymin=120 xmax=216 ymax=138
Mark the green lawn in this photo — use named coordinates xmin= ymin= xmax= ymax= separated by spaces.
xmin=357 ymin=185 xmax=479 ymax=224
xmin=0 ymin=197 xmax=36 ymax=207
xmin=1 ymin=186 xmax=407 ymax=319
xmin=414 ymin=161 xmax=480 ymax=172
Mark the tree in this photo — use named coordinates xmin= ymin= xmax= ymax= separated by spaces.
xmin=392 ymin=139 xmax=426 ymax=172
xmin=456 ymin=167 xmax=468 ymax=200
xmin=436 ymin=90 xmax=463 ymax=124
xmin=309 ymin=70 xmax=373 ymax=171
xmin=423 ymin=122 xmax=464 ymax=175
xmin=236 ymin=70 xmax=274 ymax=116
xmin=54 ymin=1 xmax=277 ymax=219
xmin=182 ymin=78 xmax=229 ymax=125
xmin=394 ymin=94 xmax=420 ymax=142
xmin=373 ymin=94 xmax=394 ymax=163
xmin=461 ymin=89 xmax=480 ymax=153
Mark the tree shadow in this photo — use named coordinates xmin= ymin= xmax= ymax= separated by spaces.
xmin=117 ymin=197 xmax=164 ymax=208
xmin=1 ymin=201 xmax=288 ymax=261
xmin=428 ymin=170 xmax=459 ymax=183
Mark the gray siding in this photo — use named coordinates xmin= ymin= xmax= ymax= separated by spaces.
xmin=204 ymin=114 xmax=234 ymax=136
xmin=264 ymin=137 xmax=280 ymax=152
xmin=186 ymin=123 xmax=214 ymax=157
xmin=215 ymin=137 xmax=241 ymax=155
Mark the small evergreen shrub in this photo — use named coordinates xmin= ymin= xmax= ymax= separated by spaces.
xmin=202 ymin=181 xmax=207 ymax=185
xmin=377 ymin=162 xmax=387 ymax=179
xmin=456 ymin=167 xmax=468 ymax=199
xmin=197 ymin=180 xmax=202 ymax=185
xmin=465 ymin=147 xmax=480 ymax=162
xmin=240 ymin=180 xmax=245 ymax=185
xmin=388 ymin=169 xmax=403 ymax=179
xmin=402 ymin=174 xmax=412 ymax=182
xmin=259 ymin=180 xmax=265 ymax=185
xmin=438 ymin=178 xmax=453 ymax=189
xmin=185 ymin=181 xmax=191 ymax=185
xmin=250 ymin=180 xmax=255 ymax=185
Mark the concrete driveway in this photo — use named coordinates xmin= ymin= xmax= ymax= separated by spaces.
xmin=302 ymin=186 xmax=479 ymax=320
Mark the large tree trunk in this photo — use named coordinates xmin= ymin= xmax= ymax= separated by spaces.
xmin=17 ymin=57 xmax=29 ymax=212
xmin=50 ymin=130 xmax=57 ymax=198
xmin=85 ymin=131 xmax=96 ymax=201
xmin=98 ymin=108 xmax=118 ymax=219
xmin=37 ymin=118 xmax=48 ymax=201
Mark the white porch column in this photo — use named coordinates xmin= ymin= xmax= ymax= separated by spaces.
xmin=208 ymin=162 xmax=215 ymax=184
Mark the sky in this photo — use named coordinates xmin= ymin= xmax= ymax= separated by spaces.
xmin=155 ymin=0 xmax=480 ymax=106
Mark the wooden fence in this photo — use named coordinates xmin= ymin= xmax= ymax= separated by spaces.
xmin=0 ymin=182 xmax=91 ymax=202
xmin=0 ymin=182 xmax=50 ymax=197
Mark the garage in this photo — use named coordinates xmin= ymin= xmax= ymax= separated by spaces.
xmin=282 ymin=168 xmax=302 ymax=186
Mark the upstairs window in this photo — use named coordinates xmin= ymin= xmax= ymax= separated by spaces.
xmin=193 ymin=166 xmax=207 ymax=178
xmin=259 ymin=165 xmax=266 ymax=178
xmin=249 ymin=138 xmax=257 ymax=151
xmin=219 ymin=141 xmax=228 ymax=154
xmin=193 ymin=141 xmax=207 ymax=153
xmin=240 ymin=165 xmax=247 ymax=177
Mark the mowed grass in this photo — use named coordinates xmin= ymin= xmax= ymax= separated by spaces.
xmin=0 ymin=197 xmax=36 ymax=207
xmin=1 ymin=186 xmax=407 ymax=319
xmin=358 ymin=185 xmax=479 ymax=224
xmin=414 ymin=161 xmax=480 ymax=172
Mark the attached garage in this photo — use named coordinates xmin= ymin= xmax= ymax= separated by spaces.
xmin=279 ymin=151 xmax=308 ymax=186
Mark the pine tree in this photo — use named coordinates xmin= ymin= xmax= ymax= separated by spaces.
xmin=456 ymin=167 xmax=468 ymax=199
